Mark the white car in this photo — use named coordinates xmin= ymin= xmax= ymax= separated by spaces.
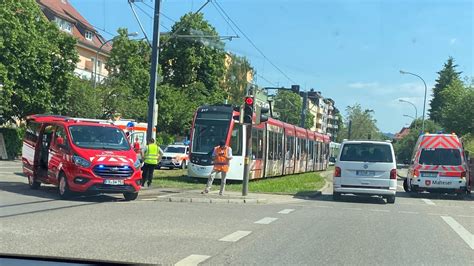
xmin=333 ymin=140 xmax=397 ymax=204
xmin=158 ymin=144 xmax=189 ymax=169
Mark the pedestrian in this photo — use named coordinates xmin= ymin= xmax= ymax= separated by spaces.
xmin=141 ymin=138 xmax=159 ymax=187
xmin=202 ymin=140 xmax=233 ymax=195
xmin=133 ymin=137 xmax=141 ymax=162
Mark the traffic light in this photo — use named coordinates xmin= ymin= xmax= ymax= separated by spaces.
xmin=256 ymin=106 xmax=269 ymax=125
xmin=243 ymin=96 xmax=254 ymax=124
xmin=291 ymin=85 xmax=300 ymax=94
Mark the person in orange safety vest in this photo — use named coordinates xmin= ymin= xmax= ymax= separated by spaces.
xmin=202 ymin=140 xmax=233 ymax=195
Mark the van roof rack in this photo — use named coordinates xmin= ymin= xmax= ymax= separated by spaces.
xmin=65 ymin=117 xmax=114 ymax=125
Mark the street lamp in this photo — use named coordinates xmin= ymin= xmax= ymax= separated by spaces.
xmin=93 ymin=32 xmax=139 ymax=88
xmin=399 ymin=99 xmax=417 ymax=129
xmin=399 ymin=70 xmax=427 ymax=132
xmin=403 ymin=114 xmax=416 ymax=128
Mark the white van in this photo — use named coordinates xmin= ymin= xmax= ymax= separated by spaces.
xmin=333 ymin=140 xmax=397 ymax=203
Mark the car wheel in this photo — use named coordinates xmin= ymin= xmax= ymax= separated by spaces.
xmin=58 ymin=173 xmax=72 ymax=199
xmin=181 ymin=160 xmax=187 ymax=169
xmin=333 ymin=192 xmax=342 ymax=201
xmin=123 ymin=192 xmax=138 ymax=201
xmin=386 ymin=195 xmax=396 ymax=204
xmin=28 ymin=175 xmax=41 ymax=190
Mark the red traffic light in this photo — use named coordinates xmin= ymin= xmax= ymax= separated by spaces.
xmin=245 ymin=97 xmax=254 ymax=105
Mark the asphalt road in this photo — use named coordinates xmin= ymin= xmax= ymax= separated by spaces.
xmin=1 ymin=160 xmax=473 ymax=265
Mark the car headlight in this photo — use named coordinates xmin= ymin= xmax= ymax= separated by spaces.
xmin=72 ymin=155 xmax=91 ymax=168
xmin=134 ymin=159 xmax=141 ymax=169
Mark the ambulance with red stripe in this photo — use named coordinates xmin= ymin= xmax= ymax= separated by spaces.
xmin=404 ymin=133 xmax=471 ymax=196
xmin=22 ymin=115 xmax=142 ymax=200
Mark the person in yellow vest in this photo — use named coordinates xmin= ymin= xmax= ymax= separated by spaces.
xmin=141 ymin=138 xmax=161 ymax=187
xmin=202 ymin=140 xmax=233 ymax=195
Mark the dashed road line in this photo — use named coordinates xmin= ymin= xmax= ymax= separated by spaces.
xmin=140 ymin=198 xmax=157 ymax=201
xmin=175 ymin=254 xmax=211 ymax=266
xmin=441 ymin=216 xmax=474 ymax=250
xmin=398 ymin=211 xmax=419 ymax=214
xmin=427 ymin=213 xmax=446 ymax=216
xmin=369 ymin=209 xmax=390 ymax=213
xmin=421 ymin=199 xmax=436 ymax=206
xmin=219 ymin=230 xmax=252 ymax=242
xmin=278 ymin=209 xmax=295 ymax=214
xmin=254 ymin=217 xmax=278 ymax=225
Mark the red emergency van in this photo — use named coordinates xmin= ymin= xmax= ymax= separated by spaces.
xmin=404 ymin=133 xmax=471 ymax=197
xmin=22 ymin=115 xmax=142 ymax=200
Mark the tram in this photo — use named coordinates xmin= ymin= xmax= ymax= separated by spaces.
xmin=187 ymin=105 xmax=331 ymax=180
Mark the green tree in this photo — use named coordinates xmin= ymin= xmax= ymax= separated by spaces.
xmin=338 ymin=104 xmax=381 ymax=140
xmin=273 ymin=90 xmax=314 ymax=129
xmin=224 ymin=53 xmax=253 ymax=105
xmin=159 ymin=13 xmax=227 ymax=102
xmin=429 ymin=57 xmax=462 ymax=122
xmin=439 ymin=79 xmax=474 ymax=135
xmin=104 ymin=28 xmax=151 ymax=121
xmin=0 ymin=0 xmax=78 ymax=124
xmin=66 ymin=77 xmax=103 ymax=118
xmin=393 ymin=120 xmax=442 ymax=162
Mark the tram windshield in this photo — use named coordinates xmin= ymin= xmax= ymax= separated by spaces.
xmin=191 ymin=119 xmax=230 ymax=154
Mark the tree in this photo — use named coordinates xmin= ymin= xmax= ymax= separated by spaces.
xmin=0 ymin=0 xmax=78 ymax=124
xmin=159 ymin=13 xmax=227 ymax=102
xmin=66 ymin=77 xmax=103 ymax=118
xmin=338 ymin=104 xmax=381 ymax=140
xmin=393 ymin=120 xmax=442 ymax=162
xmin=439 ymin=79 xmax=474 ymax=135
xmin=224 ymin=53 xmax=253 ymax=105
xmin=104 ymin=28 xmax=151 ymax=121
xmin=429 ymin=57 xmax=462 ymax=122
xmin=273 ymin=90 xmax=314 ymax=129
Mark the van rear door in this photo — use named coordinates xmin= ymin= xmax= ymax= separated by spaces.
xmin=22 ymin=120 xmax=41 ymax=177
xmin=339 ymin=143 xmax=395 ymax=188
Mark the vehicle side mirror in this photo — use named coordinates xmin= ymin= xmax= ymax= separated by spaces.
xmin=56 ymin=137 xmax=64 ymax=146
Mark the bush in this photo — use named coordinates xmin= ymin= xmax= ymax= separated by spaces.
xmin=0 ymin=127 xmax=24 ymax=160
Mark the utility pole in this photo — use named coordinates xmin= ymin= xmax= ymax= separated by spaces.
xmin=242 ymin=124 xmax=252 ymax=196
xmin=300 ymin=92 xmax=308 ymax=128
xmin=348 ymin=120 xmax=352 ymax=140
xmin=146 ymin=0 xmax=162 ymax=140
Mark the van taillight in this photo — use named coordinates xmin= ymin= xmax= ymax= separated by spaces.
xmin=334 ymin=167 xmax=341 ymax=177
xmin=461 ymin=171 xmax=466 ymax=178
xmin=390 ymin=169 xmax=397 ymax=180
xmin=413 ymin=169 xmax=419 ymax=177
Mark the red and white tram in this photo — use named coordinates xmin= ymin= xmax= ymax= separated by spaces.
xmin=188 ymin=105 xmax=331 ymax=180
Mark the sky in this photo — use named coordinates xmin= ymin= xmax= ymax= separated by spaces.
xmin=69 ymin=0 xmax=473 ymax=133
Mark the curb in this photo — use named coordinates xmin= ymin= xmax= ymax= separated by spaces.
xmin=153 ymin=196 xmax=268 ymax=204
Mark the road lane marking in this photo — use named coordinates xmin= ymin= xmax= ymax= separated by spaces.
xmin=278 ymin=209 xmax=295 ymax=214
xmin=175 ymin=255 xmax=211 ymax=266
xmin=342 ymin=207 xmax=362 ymax=211
xmin=219 ymin=231 xmax=252 ymax=242
xmin=427 ymin=213 xmax=446 ymax=216
xmin=398 ymin=211 xmax=419 ymax=214
xmin=369 ymin=209 xmax=390 ymax=213
xmin=254 ymin=217 xmax=278 ymax=224
xmin=140 ymin=198 xmax=156 ymax=201
xmin=441 ymin=216 xmax=474 ymax=250
xmin=421 ymin=199 xmax=436 ymax=206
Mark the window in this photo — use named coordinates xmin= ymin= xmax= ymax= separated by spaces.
xmin=340 ymin=143 xmax=393 ymax=163
xmin=54 ymin=126 xmax=68 ymax=147
xmin=191 ymin=120 xmax=230 ymax=154
xmin=54 ymin=17 xmax=72 ymax=33
xmin=85 ymin=31 xmax=93 ymax=41
xmin=230 ymin=124 xmax=242 ymax=156
xmin=69 ymin=125 xmax=130 ymax=151
xmin=419 ymin=148 xmax=462 ymax=166
xmin=25 ymin=121 xmax=41 ymax=143
xmin=164 ymin=146 xmax=186 ymax=153
xmin=251 ymin=128 xmax=263 ymax=159
xmin=285 ymin=136 xmax=294 ymax=160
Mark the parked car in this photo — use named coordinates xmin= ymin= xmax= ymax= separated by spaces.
xmin=22 ymin=115 xmax=142 ymax=200
xmin=404 ymin=133 xmax=471 ymax=197
xmin=333 ymin=140 xmax=397 ymax=203
xmin=157 ymin=144 xmax=189 ymax=169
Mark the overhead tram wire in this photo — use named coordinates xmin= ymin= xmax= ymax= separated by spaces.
xmin=128 ymin=0 xmax=151 ymax=46
xmin=256 ymin=74 xmax=278 ymax=87
xmin=132 ymin=3 xmax=171 ymax=32
xmin=139 ymin=1 xmax=177 ymax=23
xmin=210 ymin=1 xmax=239 ymax=39
xmin=213 ymin=0 xmax=297 ymax=85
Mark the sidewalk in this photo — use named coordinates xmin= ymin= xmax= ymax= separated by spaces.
xmin=139 ymin=170 xmax=332 ymax=204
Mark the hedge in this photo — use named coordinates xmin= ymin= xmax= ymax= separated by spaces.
xmin=0 ymin=127 xmax=24 ymax=160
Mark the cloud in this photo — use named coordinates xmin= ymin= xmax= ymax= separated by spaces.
xmin=450 ymin=38 xmax=457 ymax=45
xmin=347 ymin=82 xmax=379 ymax=89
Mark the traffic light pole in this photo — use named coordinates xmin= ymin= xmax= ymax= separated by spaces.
xmin=242 ymin=124 xmax=252 ymax=196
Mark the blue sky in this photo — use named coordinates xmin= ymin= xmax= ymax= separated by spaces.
xmin=70 ymin=0 xmax=473 ymax=133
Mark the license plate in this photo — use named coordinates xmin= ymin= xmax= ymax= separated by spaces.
xmin=104 ymin=179 xmax=124 ymax=185
xmin=421 ymin=172 xmax=438 ymax=178
xmin=356 ymin=170 xmax=375 ymax=176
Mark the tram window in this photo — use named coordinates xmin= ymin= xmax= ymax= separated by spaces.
xmin=230 ymin=124 xmax=242 ymax=156
xmin=268 ymin=131 xmax=274 ymax=160
xmin=309 ymin=140 xmax=313 ymax=159
xmin=257 ymin=129 xmax=263 ymax=159
xmin=252 ymin=128 xmax=258 ymax=159
xmin=277 ymin=133 xmax=282 ymax=160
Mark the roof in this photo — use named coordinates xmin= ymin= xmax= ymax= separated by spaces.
xmin=27 ymin=115 xmax=116 ymax=127
xmin=37 ymin=0 xmax=112 ymax=53
xmin=394 ymin=127 xmax=410 ymax=140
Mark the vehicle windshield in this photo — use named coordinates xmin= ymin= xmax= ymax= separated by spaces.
xmin=340 ymin=143 xmax=393 ymax=163
xmin=419 ymin=148 xmax=462 ymax=166
xmin=164 ymin=146 xmax=186 ymax=153
xmin=192 ymin=119 xmax=230 ymax=154
xmin=69 ymin=125 xmax=130 ymax=151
